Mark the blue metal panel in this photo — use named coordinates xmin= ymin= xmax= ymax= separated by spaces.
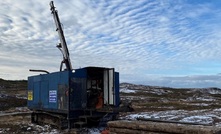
xmin=48 ymin=71 xmax=70 ymax=110
xmin=40 ymin=81 xmax=49 ymax=108
xmin=70 ymin=68 xmax=87 ymax=110
xmin=33 ymin=82 xmax=40 ymax=107
xmin=73 ymin=68 xmax=87 ymax=78
xmin=114 ymin=72 xmax=120 ymax=107
xmin=27 ymin=71 xmax=71 ymax=113
xmin=48 ymin=72 xmax=64 ymax=109
xmin=27 ymin=77 xmax=33 ymax=107
xmin=28 ymin=67 xmax=120 ymax=119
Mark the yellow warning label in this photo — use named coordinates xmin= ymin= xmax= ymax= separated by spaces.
xmin=28 ymin=91 xmax=33 ymax=101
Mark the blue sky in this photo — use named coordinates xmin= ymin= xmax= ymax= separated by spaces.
xmin=1 ymin=0 xmax=221 ymax=88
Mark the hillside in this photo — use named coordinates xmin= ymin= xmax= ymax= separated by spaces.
xmin=0 ymin=79 xmax=27 ymax=111
xmin=119 ymin=83 xmax=221 ymax=126
xmin=1 ymin=80 xmax=221 ymax=132
xmin=0 ymin=78 xmax=27 ymax=90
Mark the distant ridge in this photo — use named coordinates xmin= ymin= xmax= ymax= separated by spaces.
xmin=0 ymin=78 xmax=27 ymax=90
xmin=120 ymin=82 xmax=221 ymax=90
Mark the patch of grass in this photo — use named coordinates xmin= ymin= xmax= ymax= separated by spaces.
xmin=0 ymin=97 xmax=27 ymax=111
xmin=121 ymin=89 xmax=203 ymax=101
xmin=0 ymin=78 xmax=27 ymax=90
xmin=132 ymin=99 xmax=221 ymax=112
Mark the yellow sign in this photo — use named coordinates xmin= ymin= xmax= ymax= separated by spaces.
xmin=28 ymin=91 xmax=33 ymax=101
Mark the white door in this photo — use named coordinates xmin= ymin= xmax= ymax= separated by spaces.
xmin=108 ymin=69 xmax=114 ymax=105
xmin=103 ymin=68 xmax=115 ymax=105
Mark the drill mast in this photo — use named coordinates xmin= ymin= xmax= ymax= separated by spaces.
xmin=50 ymin=1 xmax=72 ymax=71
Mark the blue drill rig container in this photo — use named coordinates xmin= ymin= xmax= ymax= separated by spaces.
xmin=27 ymin=1 xmax=120 ymax=129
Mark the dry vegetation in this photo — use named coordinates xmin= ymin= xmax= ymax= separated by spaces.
xmin=0 ymin=79 xmax=27 ymax=111
xmin=120 ymin=83 xmax=221 ymax=112
xmin=1 ymin=80 xmax=221 ymax=133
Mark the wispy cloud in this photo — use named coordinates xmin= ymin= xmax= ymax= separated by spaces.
xmin=1 ymin=0 xmax=221 ymax=87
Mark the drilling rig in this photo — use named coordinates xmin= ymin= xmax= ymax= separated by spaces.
xmin=27 ymin=1 xmax=120 ymax=129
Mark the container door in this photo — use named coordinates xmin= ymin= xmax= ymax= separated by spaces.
xmin=70 ymin=69 xmax=87 ymax=110
xmin=33 ymin=81 xmax=49 ymax=108
xmin=40 ymin=81 xmax=49 ymax=108
xmin=33 ymin=82 xmax=40 ymax=106
xmin=103 ymin=68 xmax=115 ymax=105
xmin=109 ymin=69 xmax=114 ymax=105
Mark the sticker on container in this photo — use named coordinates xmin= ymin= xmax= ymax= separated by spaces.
xmin=49 ymin=90 xmax=57 ymax=103
xmin=28 ymin=91 xmax=33 ymax=101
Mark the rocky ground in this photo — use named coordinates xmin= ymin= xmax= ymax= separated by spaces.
xmin=119 ymin=83 xmax=221 ymax=126
xmin=1 ymin=79 xmax=221 ymax=133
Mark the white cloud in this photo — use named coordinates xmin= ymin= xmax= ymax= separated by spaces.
xmin=1 ymin=0 xmax=221 ymax=88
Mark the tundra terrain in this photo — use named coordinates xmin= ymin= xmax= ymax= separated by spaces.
xmin=1 ymin=79 xmax=221 ymax=133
